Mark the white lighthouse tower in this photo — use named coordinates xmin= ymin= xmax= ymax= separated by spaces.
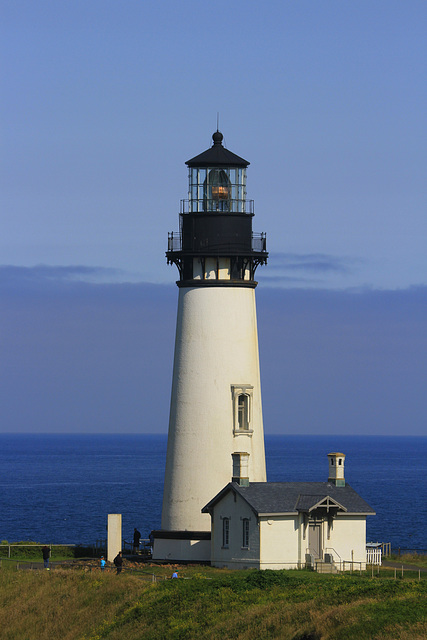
xmin=153 ymin=131 xmax=268 ymax=562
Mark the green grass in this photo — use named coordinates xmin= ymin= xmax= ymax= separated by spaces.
xmin=1 ymin=564 xmax=426 ymax=640
xmin=0 ymin=540 xmax=97 ymax=560
xmin=388 ymin=553 xmax=427 ymax=569
xmin=81 ymin=570 xmax=427 ymax=640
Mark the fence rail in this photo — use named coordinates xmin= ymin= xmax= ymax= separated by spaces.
xmin=123 ymin=538 xmax=151 ymax=553
xmin=344 ymin=560 xmax=424 ymax=580
xmin=2 ymin=557 xmax=424 ymax=582
xmin=0 ymin=543 xmax=77 ymax=559
xmin=5 ymin=561 xmax=200 ymax=582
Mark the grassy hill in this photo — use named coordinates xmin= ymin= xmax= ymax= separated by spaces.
xmin=0 ymin=562 xmax=426 ymax=639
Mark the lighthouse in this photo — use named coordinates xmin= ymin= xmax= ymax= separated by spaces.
xmin=153 ymin=131 xmax=268 ymax=562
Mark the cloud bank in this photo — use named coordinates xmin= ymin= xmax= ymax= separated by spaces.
xmin=1 ymin=266 xmax=426 ymax=436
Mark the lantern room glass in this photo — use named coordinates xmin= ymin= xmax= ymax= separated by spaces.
xmin=188 ymin=167 xmax=247 ymax=212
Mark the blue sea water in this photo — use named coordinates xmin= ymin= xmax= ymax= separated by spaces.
xmin=0 ymin=434 xmax=426 ymax=550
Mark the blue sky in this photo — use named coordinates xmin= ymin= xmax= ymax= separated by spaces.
xmin=1 ymin=1 xmax=426 ymax=435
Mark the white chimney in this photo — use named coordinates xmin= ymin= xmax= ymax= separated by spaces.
xmin=327 ymin=452 xmax=346 ymax=487
xmin=232 ymin=452 xmax=250 ymax=486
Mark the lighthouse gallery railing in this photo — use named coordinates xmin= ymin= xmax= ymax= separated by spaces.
xmin=167 ymin=232 xmax=267 ymax=254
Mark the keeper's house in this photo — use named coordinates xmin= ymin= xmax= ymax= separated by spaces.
xmin=202 ymin=452 xmax=375 ymax=571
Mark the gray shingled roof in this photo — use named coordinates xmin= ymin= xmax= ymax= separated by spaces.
xmin=202 ymin=482 xmax=375 ymax=515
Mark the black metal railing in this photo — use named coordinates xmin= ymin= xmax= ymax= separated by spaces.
xmin=167 ymin=232 xmax=267 ymax=254
xmin=180 ymin=199 xmax=254 ymax=214
xmin=167 ymin=232 xmax=181 ymax=252
xmin=252 ymin=232 xmax=267 ymax=253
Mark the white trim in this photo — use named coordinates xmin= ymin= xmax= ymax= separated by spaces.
xmin=231 ymin=385 xmax=254 ymax=435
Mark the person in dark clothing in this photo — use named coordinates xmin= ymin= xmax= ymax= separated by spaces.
xmin=133 ymin=528 xmax=141 ymax=554
xmin=114 ymin=551 xmax=123 ymax=574
xmin=149 ymin=531 xmax=154 ymax=556
xmin=42 ymin=545 xmax=50 ymax=569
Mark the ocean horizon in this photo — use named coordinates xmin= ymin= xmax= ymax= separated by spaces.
xmin=1 ymin=434 xmax=426 ymax=551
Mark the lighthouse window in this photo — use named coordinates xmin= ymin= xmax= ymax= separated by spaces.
xmin=222 ymin=518 xmax=230 ymax=548
xmin=188 ymin=166 xmax=247 ymax=213
xmin=231 ymin=257 xmax=244 ymax=280
xmin=204 ymin=169 xmax=231 ymax=212
xmin=232 ymin=385 xmax=253 ymax=435
xmin=238 ymin=395 xmax=249 ymax=430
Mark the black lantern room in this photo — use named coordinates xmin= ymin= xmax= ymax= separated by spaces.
xmin=167 ymin=131 xmax=267 ymax=286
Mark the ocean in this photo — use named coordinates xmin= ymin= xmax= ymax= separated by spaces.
xmin=1 ymin=434 xmax=426 ymax=550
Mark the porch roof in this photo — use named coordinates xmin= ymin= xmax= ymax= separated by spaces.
xmin=295 ymin=494 xmax=347 ymax=513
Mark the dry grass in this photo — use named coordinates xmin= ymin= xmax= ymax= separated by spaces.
xmin=389 ymin=553 xmax=427 ymax=568
xmin=376 ymin=621 xmax=427 ymax=640
xmin=0 ymin=569 xmax=147 ymax=640
xmin=306 ymin=592 xmax=427 ymax=640
xmin=1 ymin=564 xmax=425 ymax=640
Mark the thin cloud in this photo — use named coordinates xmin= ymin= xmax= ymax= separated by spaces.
xmin=268 ymin=252 xmax=359 ymax=274
xmin=0 ymin=264 xmax=175 ymax=310
xmin=259 ymin=252 xmax=363 ymax=286
xmin=259 ymin=274 xmax=324 ymax=285
xmin=0 ymin=264 xmax=122 ymax=284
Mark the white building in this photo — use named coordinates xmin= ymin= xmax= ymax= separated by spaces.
xmin=151 ymin=133 xmax=376 ymax=570
xmin=153 ymin=131 xmax=268 ymax=562
xmin=202 ymin=452 xmax=376 ymax=571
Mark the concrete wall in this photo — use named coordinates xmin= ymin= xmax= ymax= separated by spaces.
xmin=107 ymin=514 xmax=122 ymax=563
xmin=161 ymin=286 xmax=266 ymax=533
xmin=327 ymin=515 xmax=367 ymax=568
xmin=259 ymin=516 xmax=300 ymax=569
xmin=210 ymin=491 xmax=260 ymax=569
xmin=154 ymin=537 xmax=211 ymax=563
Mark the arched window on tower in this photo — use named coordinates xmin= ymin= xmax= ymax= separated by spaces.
xmin=238 ymin=394 xmax=249 ymax=431
xmin=231 ymin=385 xmax=254 ymax=436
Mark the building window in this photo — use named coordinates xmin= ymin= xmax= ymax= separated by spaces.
xmin=222 ymin=518 xmax=230 ymax=548
xmin=238 ymin=394 xmax=249 ymax=430
xmin=242 ymin=518 xmax=249 ymax=548
xmin=231 ymin=385 xmax=253 ymax=435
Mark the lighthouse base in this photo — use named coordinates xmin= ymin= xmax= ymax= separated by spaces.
xmin=152 ymin=530 xmax=211 ymax=563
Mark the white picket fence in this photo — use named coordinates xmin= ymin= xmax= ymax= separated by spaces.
xmin=366 ymin=547 xmax=382 ymax=565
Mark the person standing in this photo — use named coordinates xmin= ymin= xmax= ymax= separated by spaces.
xmin=114 ymin=551 xmax=123 ymax=574
xmin=42 ymin=545 xmax=50 ymax=570
xmin=133 ymin=528 xmax=141 ymax=554
xmin=100 ymin=556 xmax=106 ymax=571
xmin=149 ymin=531 xmax=154 ymax=556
